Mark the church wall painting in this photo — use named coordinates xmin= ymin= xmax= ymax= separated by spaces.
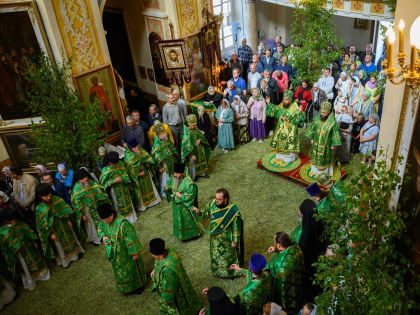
xmin=0 ymin=1 xmax=52 ymax=121
xmin=73 ymin=64 xmax=123 ymax=137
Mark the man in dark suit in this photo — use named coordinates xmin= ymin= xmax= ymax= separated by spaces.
xmin=260 ymin=49 xmax=276 ymax=73
xmin=309 ymin=83 xmax=328 ymax=121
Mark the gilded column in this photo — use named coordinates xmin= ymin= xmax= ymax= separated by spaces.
xmin=245 ymin=0 xmax=257 ymax=51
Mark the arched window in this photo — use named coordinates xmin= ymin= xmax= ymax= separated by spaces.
xmin=213 ymin=0 xmax=233 ymax=50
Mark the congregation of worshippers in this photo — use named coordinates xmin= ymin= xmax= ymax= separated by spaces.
xmin=0 ymin=35 xmax=383 ymax=315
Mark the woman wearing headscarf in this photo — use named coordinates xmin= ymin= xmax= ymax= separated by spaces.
xmin=353 ymin=90 xmax=374 ymax=121
xmin=97 ymin=146 xmax=107 ymax=173
xmin=232 ymin=95 xmax=250 ymax=145
xmin=294 ymin=80 xmax=312 ymax=114
xmin=204 ymin=86 xmax=223 ymax=108
xmin=0 ymin=191 xmax=20 ymax=220
xmin=346 ymin=76 xmax=365 ymax=108
xmin=1 ymin=167 xmax=13 ymax=196
xmin=196 ymin=106 xmax=215 ymax=149
xmin=364 ymin=73 xmax=382 ymax=112
xmin=215 ymin=99 xmax=235 ymax=153
xmin=247 ymin=87 xmax=267 ymax=143
xmin=359 ymin=113 xmax=380 ymax=166
xmin=267 ymin=231 xmax=305 ymax=314
xmin=346 ymin=61 xmax=358 ymax=79
xmin=34 ymin=165 xmax=48 ymax=180
xmin=358 ymin=69 xmax=369 ymax=86
xmin=299 ymin=199 xmax=324 ymax=301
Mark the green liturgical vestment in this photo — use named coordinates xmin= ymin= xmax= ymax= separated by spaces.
xmin=124 ymin=147 xmax=159 ymax=208
xmin=0 ymin=220 xmax=47 ymax=277
xmin=71 ymin=179 xmax=110 ymax=237
xmin=306 ymin=113 xmax=342 ymax=168
xmin=290 ymin=223 xmax=302 ymax=243
xmin=181 ymin=125 xmax=211 ymax=175
xmin=165 ymin=175 xmax=200 ymax=241
xmin=317 ymin=180 xmax=346 ymax=219
xmin=97 ymin=215 xmax=146 ymax=293
xmin=266 ymin=101 xmax=304 ymax=153
xmin=267 ymin=244 xmax=305 ymax=315
xmin=35 ymin=195 xmax=81 ymax=260
xmin=152 ymin=248 xmax=201 ymax=314
xmin=195 ymin=200 xmax=244 ymax=278
xmin=151 ymin=136 xmax=178 ymax=176
xmin=100 ymin=161 xmax=134 ymax=216
xmin=236 ymin=268 xmax=272 ymax=315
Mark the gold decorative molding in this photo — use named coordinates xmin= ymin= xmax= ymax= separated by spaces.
xmin=52 ymin=0 xmax=104 ymax=74
xmin=175 ymin=0 xmax=200 ymax=37
xmin=392 ymin=85 xmax=411 ymax=169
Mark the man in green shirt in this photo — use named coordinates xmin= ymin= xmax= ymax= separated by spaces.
xmin=231 ymin=253 xmax=272 ymax=315
xmin=149 ymin=238 xmax=201 ymax=314
xmin=165 ymin=163 xmax=201 ymax=241
xmin=97 ymin=203 xmax=146 ymax=294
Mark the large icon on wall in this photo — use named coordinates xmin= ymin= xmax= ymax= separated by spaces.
xmin=73 ymin=64 xmax=124 ymax=136
xmin=0 ymin=130 xmax=37 ymax=169
xmin=0 ymin=1 xmax=52 ymax=121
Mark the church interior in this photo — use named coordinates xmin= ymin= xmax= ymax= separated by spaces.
xmin=0 ymin=0 xmax=420 ymax=314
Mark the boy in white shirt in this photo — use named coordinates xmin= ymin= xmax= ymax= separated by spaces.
xmin=336 ymin=106 xmax=353 ymax=164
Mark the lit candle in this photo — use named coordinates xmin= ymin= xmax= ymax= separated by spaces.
xmin=409 ymin=16 xmax=420 ymax=72
xmin=398 ymin=20 xmax=405 ymax=53
xmin=386 ymin=28 xmax=396 ymax=69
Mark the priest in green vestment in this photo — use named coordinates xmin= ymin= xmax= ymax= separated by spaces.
xmin=151 ymin=120 xmax=179 ymax=197
xmin=306 ymin=101 xmax=342 ymax=177
xmin=71 ymin=168 xmax=110 ymax=245
xmin=265 ymin=90 xmax=305 ymax=163
xmin=165 ymin=163 xmax=201 ymax=241
xmin=267 ymin=232 xmax=305 ymax=315
xmin=35 ymin=184 xmax=84 ymax=268
xmin=192 ymin=188 xmax=244 ymax=278
xmin=124 ymin=137 xmax=161 ymax=211
xmin=316 ymin=173 xmax=346 ymax=219
xmin=149 ymin=238 xmax=201 ymax=314
xmin=181 ymin=115 xmax=211 ymax=180
xmin=231 ymin=253 xmax=272 ymax=315
xmin=0 ymin=207 xmax=50 ymax=290
xmin=100 ymin=151 xmax=137 ymax=224
xmin=97 ymin=203 xmax=146 ymax=294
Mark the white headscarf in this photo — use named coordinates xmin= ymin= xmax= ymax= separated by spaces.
xmin=219 ymin=99 xmax=230 ymax=126
xmin=57 ymin=163 xmax=66 ymax=172
xmin=2 ymin=166 xmax=11 ymax=175
xmin=0 ymin=191 xmax=9 ymax=203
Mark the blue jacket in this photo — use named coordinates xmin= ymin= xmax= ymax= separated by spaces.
xmin=260 ymin=56 xmax=276 ymax=73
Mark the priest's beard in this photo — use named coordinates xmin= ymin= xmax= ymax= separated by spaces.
xmin=132 ymin=147 xmax=140 ymax=154
xmin=174 ymin=176 xmax=183 ymax=189
xmin=321 ymin=114 xmax=329 ymax=121
xmin=160 ymin=136 xmax=168 ymax=142
xmin=81 ymin=181 xmax=90 ymax=188
xmin=283 ymin=101 xmax=291 ymax=108
xmin=216 ymin=202 xmax=228 ymax=209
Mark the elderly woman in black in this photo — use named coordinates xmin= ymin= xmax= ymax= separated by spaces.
xmin=204 ymin=86 xmax=223 ymax=108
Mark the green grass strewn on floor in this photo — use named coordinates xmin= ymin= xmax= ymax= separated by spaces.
xmin=4 ymin=130 xmax=361 ymax=314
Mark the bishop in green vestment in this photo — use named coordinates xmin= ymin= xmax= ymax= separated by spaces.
xmin=192 ymin=188 xmax=244 ymax=278
xmin=231 ymin=254 xmax=272 ymax=315
xmin=316 ymin=173 xmax=346 ymax=219
xmin=265 ymin=90 xmax=305 ymax=162
xmin=151 ymin=121 xmax=179 ymax=197
xmin=35 ymin=184 xmax=84 ymax=268
xmin=165 ymin=163 xmax=200 ymax=241
xmin=71 ymin=169 xmax=110 ymax=245
xmin=306 ymin=102 xmax=341 ymax=176
xmin=0 ymin=208 xmax=50 ymax=290
xmin=97 ymin=203 xmax=146 ymax=294
xmin=124 ymin=137 xmax=161 ymax=211
xmin=149 ymin=238 xmax=201 ymax=314
xmin=181 ymin=115 xmax=211 ymax=180
xmin=100 ymin=151 xmax=137 ymax=224
xmin=267 ymin=232 xmax=304 ymax=315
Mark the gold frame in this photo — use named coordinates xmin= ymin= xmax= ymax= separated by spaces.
xmin=0 ymin=128 xmax=37 ymax=170
xmin=72 ymin=64 xmax=125 ymax=143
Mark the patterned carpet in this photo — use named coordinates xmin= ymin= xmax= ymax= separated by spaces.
xmin=5 ymin=130 xmax=360 ymax=314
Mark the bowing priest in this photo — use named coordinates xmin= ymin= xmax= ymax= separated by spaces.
xmin=100 ymin=151 xmax=137 ymax=224
xmin=149 ymin=238 xmax=201 ymax=314
xmin=35 ymin=183 xmax=84 ymax=268
xmin=267 ymin=231 xmax=305 ymax=314
xmin=0 ymin=207 xmax=50 ymax=290
xmin=181 ymin=114 xmax=211 ymax=180
xmin=165 ymin=163 xmax=201 ymax=241
xmin=124 ymin=136 xmax=161 ymax=211
xmin=97 ymin=203 xmax=146 ymax=295
xmin=192 ymin=188 xmax=244 ymax=278
xmin=151 ymin=121 xmax=179 ymax=197
xmin=230 ymin=253 xmax=272 ymax=315
xmin=71 ymin=168 xmax=110 ymax=245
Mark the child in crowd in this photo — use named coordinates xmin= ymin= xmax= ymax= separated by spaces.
xmin=336 ymin=106 xmax=353 ymax=164
xmin=351 ymin=112 xmax=365 ymax=154
xmin=334 ymin=90 xmax=348 ymax=118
